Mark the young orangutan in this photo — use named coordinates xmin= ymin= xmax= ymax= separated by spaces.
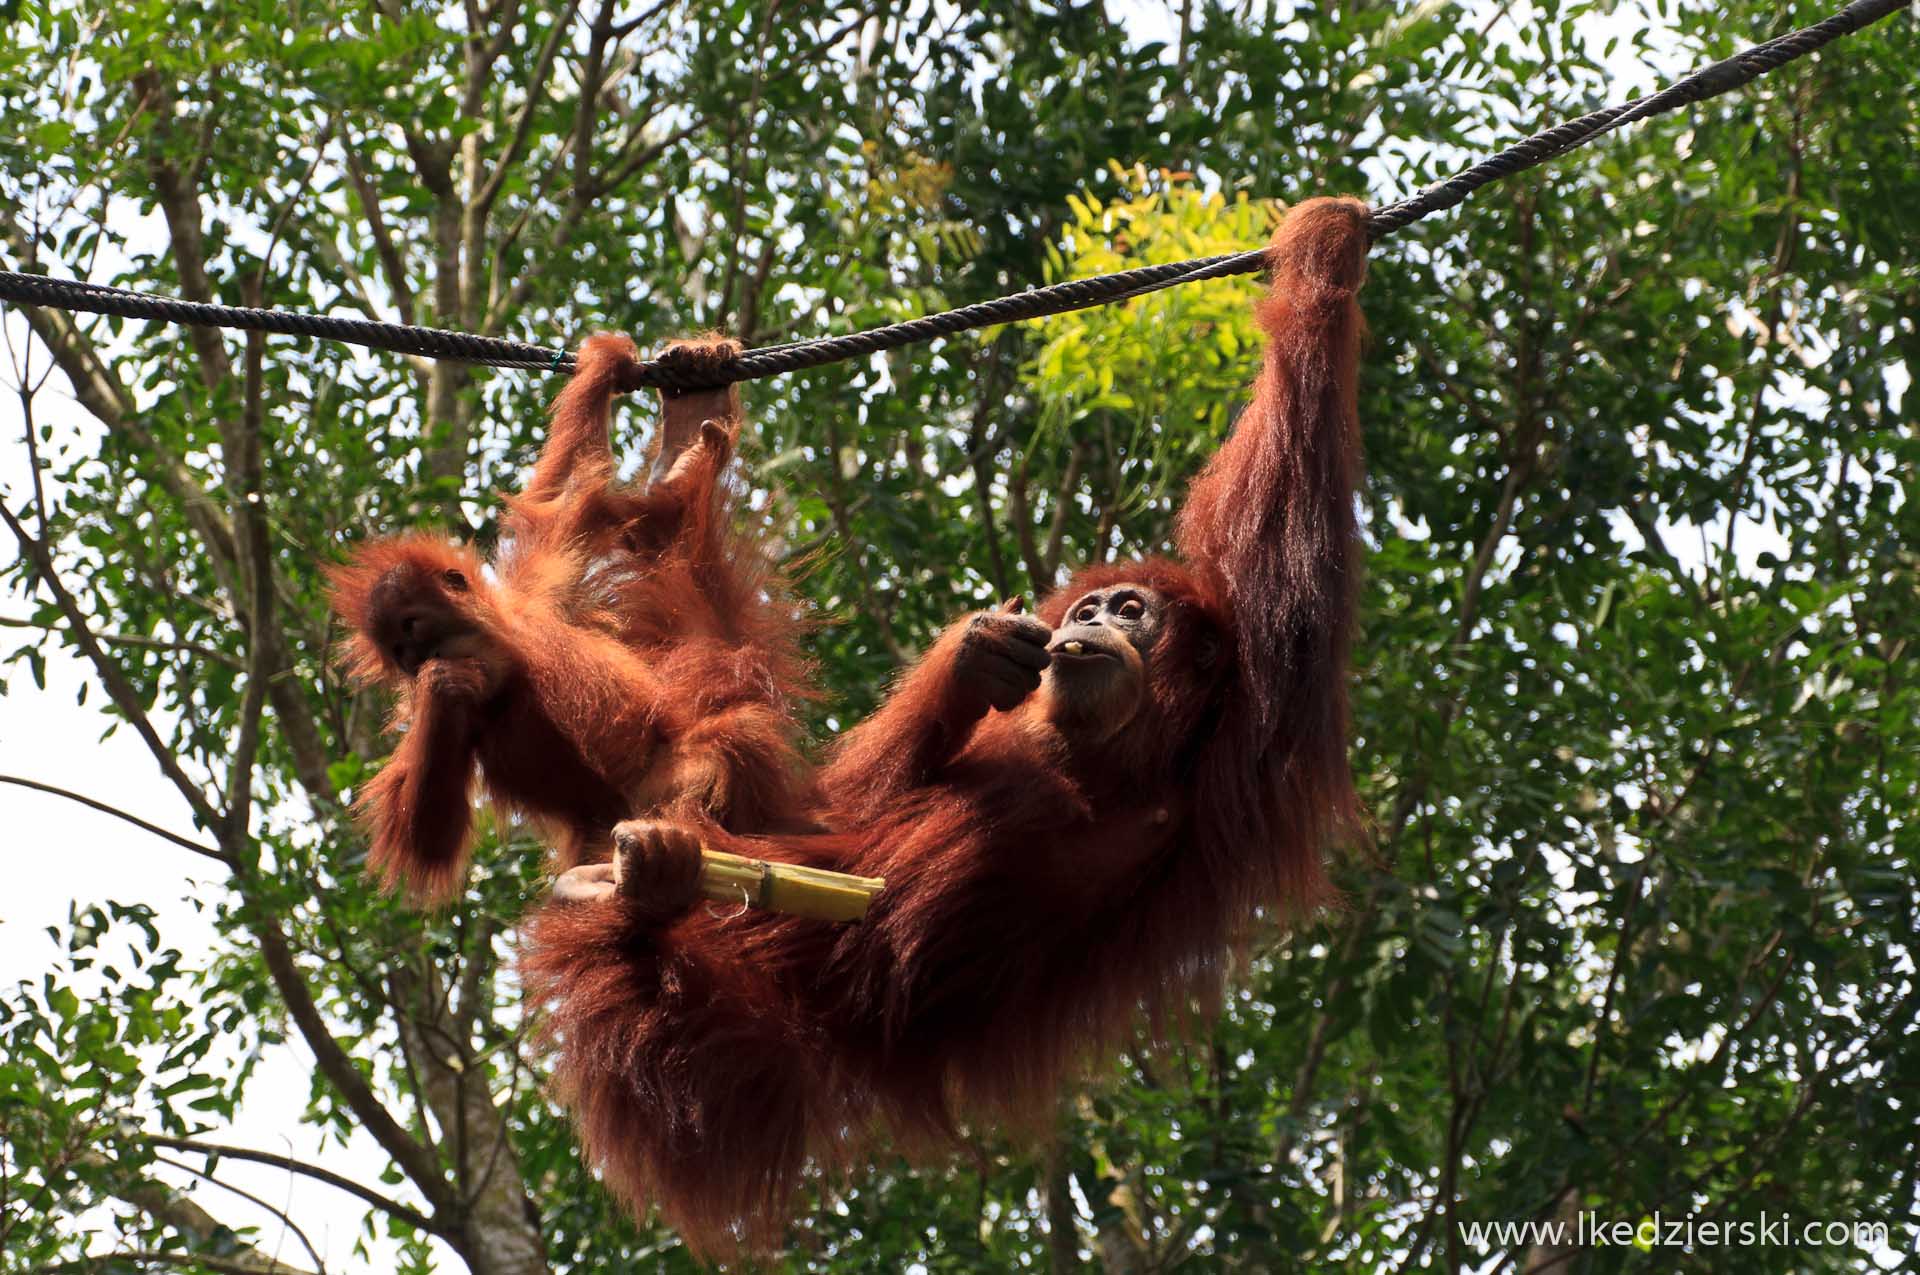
xmin=522 ymin=196 xmax=1373 ymax=1252
xmin=326 ymin=337 xmax=814 ymax=905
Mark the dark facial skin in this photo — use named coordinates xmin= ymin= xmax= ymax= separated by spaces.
xmin=368 ymin=563 xmax=483 ymax=677
xmin=945 ymin=586 xmax=1165 ymax=738
xmin=1040 ymin=584 xmax=1161 ymax=735
xmin=1048 ymin=585 xmax=1163 ymax=666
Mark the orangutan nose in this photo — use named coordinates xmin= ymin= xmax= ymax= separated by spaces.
xmin=366 ymin=564 xmax=465 ymax=677
xmin=387 ymin=603 xmax=456 ymax=676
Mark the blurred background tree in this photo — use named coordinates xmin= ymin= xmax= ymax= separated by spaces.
xmin=0 ymin=1 xmax=1912 ymax=1271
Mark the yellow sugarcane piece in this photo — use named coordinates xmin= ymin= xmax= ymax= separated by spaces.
xmin=696 ymin=848 xmax=885 ymax=923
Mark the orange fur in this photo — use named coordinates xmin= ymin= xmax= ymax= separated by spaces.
xmin=325 ymin=335 xmax=815 ymax=905
xmin=518 ymin=198 xmax=1372 ymax=1253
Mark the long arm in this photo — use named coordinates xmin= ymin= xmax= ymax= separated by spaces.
xmin=647 ymin=336 xmax=744 ymax=484
xmin=631 ymin=379 xmax=739 ymax=566
xmin=1175 ymin=197 xmax=1368 ymax=732
xmin=822 ymin=604 xmax=1050 ymax=818
xmin=516 ymin=333 xmax=635 ymax=516
xmin=512 ymin=335 xmax=744 ymax=563
xmin=358 ymin=661 xmax=487 ymax=904
xmin=1174 ymin=196 xmax=1371 ymax=885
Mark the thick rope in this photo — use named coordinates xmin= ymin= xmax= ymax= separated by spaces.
xmin=0 ymin=0 xmax=1904 ymax=389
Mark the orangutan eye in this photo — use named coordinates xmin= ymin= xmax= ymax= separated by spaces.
xmin=1075 ymin=604 xmax=1098 ymax=623
xmin=442 ymin=569 xmax=469 ymax=592
xmin=1117 ymin=598 xmax=1145 ymax=620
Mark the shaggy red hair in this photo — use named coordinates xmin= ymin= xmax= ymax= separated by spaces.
xmin=520 ymin=197 xmax=1372 ymax=1252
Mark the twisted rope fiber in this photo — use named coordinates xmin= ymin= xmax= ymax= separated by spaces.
xmin=0 ymin=0 xmax=1902 ymax=389
xmin=0 ymin=271 xmax=563 ymax=371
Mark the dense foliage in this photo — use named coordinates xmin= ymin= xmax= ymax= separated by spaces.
xmin=0 ymin=1 xmax=1913 ymax=1271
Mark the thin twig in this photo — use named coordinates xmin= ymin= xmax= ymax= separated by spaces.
xmin=145 ymin=1134 xmax=439 ymax=1236
xmin=0 ymin=502 xmax=223 ymax=832
xmin=0 ymin=773 xmax=227 ymax=864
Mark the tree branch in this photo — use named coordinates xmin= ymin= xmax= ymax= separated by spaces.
xmin=0 ymin=505 xmax=222 ymax=833
xmin=0 ymin=614 xmax=242 ymax=668
xmin=45 ymin=1251 xmax=312 ymax=1275
xmin=143 ymin=1134 xmax=440 ymax=1236
xmin=387 ymin=962 xmax=542 ymax=1271
xmin=471 ymin=0 xmax=583 ymax=221
xmin=249 ymin=922 xmax=456 ymax=1216
xmin=592 ymin=113 xmax=703 ymax=203
xmin=131 ymin=71 xmax=233 ymax=387
xmin=220 ymin=306 xmax=274 ymax=840
xmin=1041 ymin=1136 xmax=1083 ymax=1273
xmin=338 ymin=139 xmax=418 ymax=322
xmin=1042 ymin=440 xmax=1086 ymax=580
xmin=146 ymin=1152 xmax=327 ymax=1275
xmin=2 ymin=224 xmax=239 ymax=573
xmin=0 ymin=773 xmax=227 ymax=864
